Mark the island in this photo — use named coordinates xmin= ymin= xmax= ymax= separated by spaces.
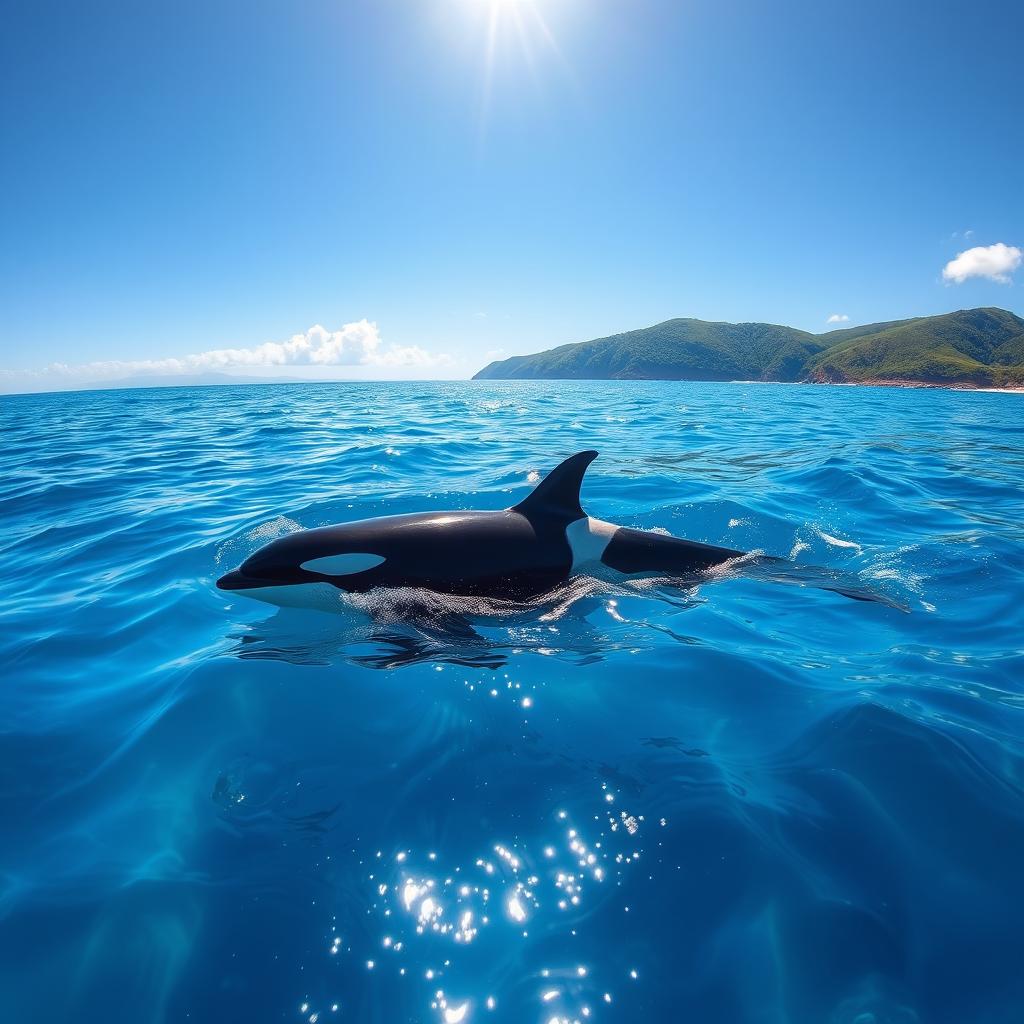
xmin=473 ymin=307 xmax=1024 ymax=389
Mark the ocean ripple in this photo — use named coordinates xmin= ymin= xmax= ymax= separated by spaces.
xmin=1 ymin=380 xmax=1023 ymax=1024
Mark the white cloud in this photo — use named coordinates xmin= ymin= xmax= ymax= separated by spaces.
xmin=826 ymin=313 xmax=849 ymax=324
xmin=942 ymin=242 xmax=1021 ymax=285
xmin=4 ymin=321 xmax=452 ymax=390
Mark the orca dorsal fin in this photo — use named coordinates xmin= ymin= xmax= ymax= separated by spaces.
xmin=511 ymin=450 xmax=598 ymax=523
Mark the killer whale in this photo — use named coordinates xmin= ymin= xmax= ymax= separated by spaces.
xmin=216 ymin=450 xmax=883 ymax=609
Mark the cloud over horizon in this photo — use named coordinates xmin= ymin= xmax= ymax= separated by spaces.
xmin=3 ymin=321 xmax=453 ymax=391
xmin=942 ymin=242 xmax=1021 ymax=285
xmin=826 ymin=313 xmax=849 ymax=324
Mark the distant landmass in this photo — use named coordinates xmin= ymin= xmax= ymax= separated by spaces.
xmin=473 ymin=307 xmax=1024 ymax=389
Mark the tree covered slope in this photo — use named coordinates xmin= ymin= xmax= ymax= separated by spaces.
xmin=473 ymin=308 xmax=1024 ymax=387
xmin=807 ymin=308 xmax=1024 ymax=386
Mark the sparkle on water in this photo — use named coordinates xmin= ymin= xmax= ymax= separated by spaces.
xmin=1 ymin=380 xmax=1023 ymax=1023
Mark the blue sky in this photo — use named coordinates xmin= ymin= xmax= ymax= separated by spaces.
xmin=1 ymin=0 xmax=1021 ymax=388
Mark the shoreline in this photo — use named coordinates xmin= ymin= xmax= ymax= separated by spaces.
xmin=808 ymin=378 xmax=1024 ymax=393
xmin=473 ymin=378 xmax=1024 ymax=393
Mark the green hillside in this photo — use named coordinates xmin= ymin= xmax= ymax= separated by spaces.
xmin=473 ymin=308 xmax=1024 ymax=387
xmin=808 ymin=308 xmax=1024 ymax=386
xmin=474 ymin=318 xmax=827 ymax=382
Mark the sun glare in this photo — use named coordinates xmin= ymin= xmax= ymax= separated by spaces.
xmin=462 ymin=0 xmax=569 ymax=144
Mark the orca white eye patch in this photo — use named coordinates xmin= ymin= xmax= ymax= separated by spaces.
xmin=300 ymin=552 xmax=386 ymax=576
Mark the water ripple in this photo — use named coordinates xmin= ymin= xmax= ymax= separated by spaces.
xmin=1 ymin=381 xmax=1023 ymax=1024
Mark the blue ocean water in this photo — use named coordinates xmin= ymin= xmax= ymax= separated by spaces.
xmin=2 ymin=381 xmax=1023 ymax=1024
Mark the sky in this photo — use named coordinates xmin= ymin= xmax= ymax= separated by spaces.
xmin=1 ymin=0 xmax=1022 ymax=391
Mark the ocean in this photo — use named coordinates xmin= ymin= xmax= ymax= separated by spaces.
xmin=2 ymin=380 xmax=1022 ymax=1024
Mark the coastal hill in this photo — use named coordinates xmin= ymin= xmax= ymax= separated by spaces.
xmin=473 ymin=307 xmax=1024 ymax=388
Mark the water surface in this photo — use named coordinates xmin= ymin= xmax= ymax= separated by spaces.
xmin=2 ymin=381 xmax=1023 ymax=1024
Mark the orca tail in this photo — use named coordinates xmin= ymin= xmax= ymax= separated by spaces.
xmin=511 ymin=450 xmax=598 ymax=523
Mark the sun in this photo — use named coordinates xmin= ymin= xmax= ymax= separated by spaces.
xmin=464 ymin=0 xmax=566 ymax=112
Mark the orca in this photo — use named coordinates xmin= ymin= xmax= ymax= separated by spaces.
xmin=216 ymin=450 xmax=883 ymax=609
